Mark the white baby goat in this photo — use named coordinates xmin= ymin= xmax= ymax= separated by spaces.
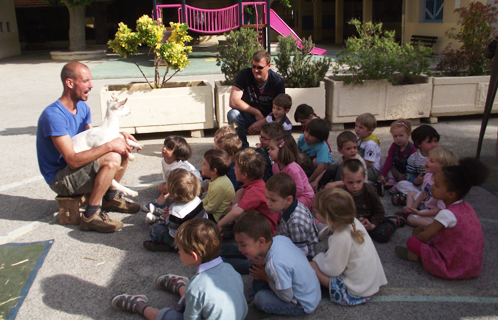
xmin=72 ymin=97 xmax=142 ymax=197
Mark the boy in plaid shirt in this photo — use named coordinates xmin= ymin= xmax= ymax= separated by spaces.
xmin=265 ymin=173 xmax=319 ymax=259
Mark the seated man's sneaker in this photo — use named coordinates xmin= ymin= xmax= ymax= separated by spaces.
xmin=79 ymin=209 xmax=123 ymax=233
xmin=102 ymin=193 xmax=140 ymax=213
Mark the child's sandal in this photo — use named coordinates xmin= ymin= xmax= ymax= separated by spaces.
xmin=391 ymin=193 xmax=400 ymax=206
xmin=395 ymin=246 xmax=420 ymax=261
xmin=156 ymin=274 xmax=189 ymax=294
xmin=398 ymin=193 xmax=407 ymax=206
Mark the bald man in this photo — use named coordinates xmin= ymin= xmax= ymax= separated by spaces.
xmin=36 ymin=61 xmax=139 ymax=233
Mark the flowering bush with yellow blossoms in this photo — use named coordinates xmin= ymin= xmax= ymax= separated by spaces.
xmin=108 ymin=15 xmax=192 ymax=89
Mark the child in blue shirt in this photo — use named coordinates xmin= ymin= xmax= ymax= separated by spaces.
xmin=265 ymin=93 xmax=293 ymax=134
xmin=111 ymin=218 xmax=248 ymax=320
xmin=297 ymin=118 xmax=333 ymax=190
xmin=234 ymin=211 xmax=321 ymax=316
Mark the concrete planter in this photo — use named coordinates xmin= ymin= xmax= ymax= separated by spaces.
xmin=214 ymin=80 xmax=328 ymax=128
xmin=325 ymin=76 xmax=433 ymax=130
xmin=431 ymin=76 xmax=498 ymax=117
xmin=100 ymin=81 xmax=214 ymax=137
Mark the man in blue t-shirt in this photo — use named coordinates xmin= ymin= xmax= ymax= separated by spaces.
xmin=36 ymin=61 xmax=140 ymax=233
xmin=227 ymin=50 xmax=285 ymax=149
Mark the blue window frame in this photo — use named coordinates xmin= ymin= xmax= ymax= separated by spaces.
xmin=423 ymin=0 xmax=444 ymax=22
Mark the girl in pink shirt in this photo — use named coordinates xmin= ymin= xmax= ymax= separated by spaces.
xmin=269 ymin=134 xmax=314 ymax=211
xmin=395 ymin=157 xmax=488 ymax=279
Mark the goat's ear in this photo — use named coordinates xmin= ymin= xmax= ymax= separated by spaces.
xmin=116 ymin=98 xmax=128 ymax=108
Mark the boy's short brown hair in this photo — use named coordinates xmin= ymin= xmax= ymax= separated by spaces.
xmin=175 ymin=218 xmax=221 ymax=263
xmin=253 ymin=50 xmax=271 ymax=65
xmin=233 ymin=211 xmax=272 ymax=242
xmin=356 ymin=113 xmax=377 ymax=130
xmin=266 ymin=173 xmax=296 ymax=200
xmin=341 ymin=158 xmax=366 ymax=177
xmin=272 ymin=93 xmax=292 ymax=111
xmin=164 ymin=136 xmax=191 ymax=161
xmin=167 ymin=168 xmax=200 ymax=203
xmin=204 ymin=149 xmax=232 ymax=176
xmin=216 ymin=134 xmax=242 ymax=156
xmin=234 ymin=148 xmax=266 ymax=180
xmin=215 ymin=125 xmax=236 ymax=137
xmin=336 ymin=131 xmax=357 ymax=150
xmin=261 ymin=122 xmax=285 ymax=139
xmin=429 ymin=147 xmax=458 ymax=168
xmin=305 ymin=118 xmax=330 ymax=142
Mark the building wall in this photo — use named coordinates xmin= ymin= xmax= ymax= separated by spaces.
xmin=403 ymin=0 xmax=487 ymax=54
xmin=0 ymin=0 xmax=21 ymax=59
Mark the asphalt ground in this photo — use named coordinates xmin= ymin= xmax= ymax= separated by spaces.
xmin=0 ymin=50 xmax=498 ymax=320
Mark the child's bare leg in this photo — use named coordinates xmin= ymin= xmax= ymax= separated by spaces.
xmin=310 ymin=261 xmax=330 ymax=288
xmin=406 ymin=191 xmax=418 ymax=208
xmin=407 ymin=215 xmax=432 ymax=228
xmin=157 ymin=182 xmax=165 ymax=193
xmin=142 ymin=307 xmax=160 ymax=320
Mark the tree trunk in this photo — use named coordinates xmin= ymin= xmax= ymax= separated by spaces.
xmin=66 ymin=4 xmax=86 ymax=51
xmin=91 ymin=2 xmax=108 ymax=45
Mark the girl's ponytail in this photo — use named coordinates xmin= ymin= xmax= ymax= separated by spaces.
xmin=443 ymin=157 xmax=489 ymax=199
xmin=272 ymin=134 xmax=299 ymax=167
xmin=350 ymin=221 xmax=365 ymax=244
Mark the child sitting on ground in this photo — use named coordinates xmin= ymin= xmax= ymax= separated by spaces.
xmin=201 ymin=149 xmax=235 ymax=223
xmin=217 ymin=148 xmax=278 ymax=235
xmin=255 ymin=122 xmax=285 ymax=182
xmin=216 ymin=133 xmax=243 ymax=191
xmin=270 ymin=134 xmax=315 ymax=211
xmin=398 ymin=148 xmax=458 ymax=227
xmin=391 ymin=125 xmax=440 ymax=206
xmin=294 ymin=103 xmax=332 ymax=152
xmin=341 ymin=159 xmax=405 ymax=243
xmin=318 ymin=131 xmax=368 ymax=190
xmin=380 ymin=119 xmax=417 ymax=188
xmin=234 ymin=211 xmax=321 ymax=315
xmin=395 ymin=158 xmax=488 ymax=280
xmin=265 ymin=93 xmax=293 ymax=134
xmin=310 ymin=188 xmax=387 ymax=306
xmin=296 ymin=118 xmax=333 ymax=189
xmin=266 ymin=173 xmax=319 ymax=259
xmin=143 ymin=136 xmax=201 ymax=215
xmin=143 ymin=169 xmax=207 ymax=252
xmin=213 ymin=125 xmax=236 ymax=147
xmin=112 ymin=218 xmax=248 ymax=320
xmin=355 ymin=113 xmax=384 ymax=196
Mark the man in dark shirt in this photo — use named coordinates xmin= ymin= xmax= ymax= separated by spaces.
xmin=227 ymin=50 xmax=285 ymax=148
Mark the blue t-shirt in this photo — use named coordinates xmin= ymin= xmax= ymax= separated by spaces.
xmin=265 ymin=236 xmax=321 ymax=313
xmin=297 ymin=134 xmax=333 ymax=164
xmin=36 ymin=100 xmax=91 ymax=184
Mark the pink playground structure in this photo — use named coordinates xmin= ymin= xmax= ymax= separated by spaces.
xmin=154 ymin=1 xmax=326 ymax=55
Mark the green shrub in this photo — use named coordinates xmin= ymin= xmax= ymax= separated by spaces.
xmin=216 ymin=28 xmax=263 ymax=85
xmin=274 ymin=35 xmax=332 ymax=88
xmin=436 ymin=2 xmax=498 ymax=76
xmin=333 ymin=19 xmax=434 ymax=85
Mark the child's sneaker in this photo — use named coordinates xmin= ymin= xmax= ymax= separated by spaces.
xmin=142 ymin=200 xmax=167 ymax=213
xmin=372 ymin=181 xmax=385 ymax=197
xmin=156 ymin=274 xmax=189 ymax=294
xmin=385 ymin=179 xmax=397 ymax=189
xmin=386 ymin=215 xmax=406 ymax=228
xmin=111 ymin=294 xmax=148 ymax=313
xmin=144 ymin=203 xmax=164 ymax=225
xmin=389 ymin=185 xmax=399 ymax=195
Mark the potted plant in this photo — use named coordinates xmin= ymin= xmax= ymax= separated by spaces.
xmin=215 ymin=28 xmax=262 ymax=127
xmin=432 ymin=2 xmax=498 ymax=118
xmin=326 ymin=19 xmax=434 ymax=129
xmin=273 ymin=34 xmax=332 ymax=125
xmin=102 ymin=15 xmax=214 ymax=137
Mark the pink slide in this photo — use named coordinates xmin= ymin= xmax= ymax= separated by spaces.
xmin=269 ymin=9 xmax=327 ymax=55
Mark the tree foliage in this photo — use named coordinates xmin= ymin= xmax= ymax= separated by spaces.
xmin=108 ymin=15 xmax=192 ymax=89
xmin=216 ymin=28 xmax=263 ymax=85
xmin=274 ymin=35 xmax=332 ymax=88
xmin=334 ymin=19 xmax=434 ymax=85
xmin=436 ymin=2 xmax=498 ymax=76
